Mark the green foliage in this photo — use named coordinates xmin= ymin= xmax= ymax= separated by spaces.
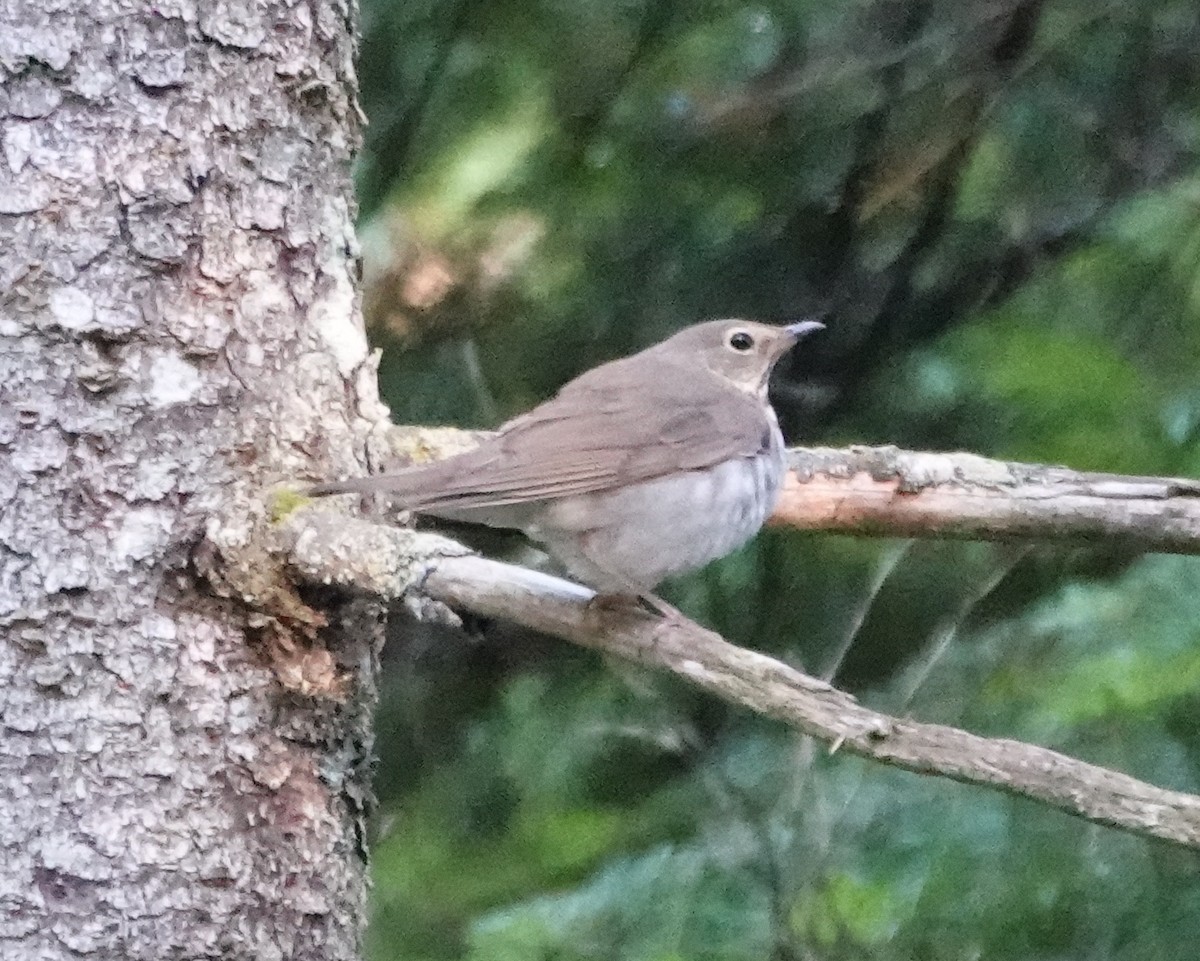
xmin=356 ymin=0 xmax=1200 ymax=958
xmin=977 ymin=556 xmax=1200 ymax=746
xmin=467 ymin=845 xmax=775 ymax=961
xmin=864 ymin=180 xmax=1200 ymax=475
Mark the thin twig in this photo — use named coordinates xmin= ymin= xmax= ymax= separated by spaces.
xmin=422 ymin=552 xmax=1200 ymax=850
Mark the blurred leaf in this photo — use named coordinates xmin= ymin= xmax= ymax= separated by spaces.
xmin=467 ymin=845 xmax=774 ymax=961
xmin=790 ymin=871 xmax=902 ymax=948
xmin=977 ymin=556 xmax=1200 ymax=739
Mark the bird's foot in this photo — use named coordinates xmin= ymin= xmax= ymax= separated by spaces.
xmin=586 ymin=592 xmax=642 ymax=617
xmin=586 ymin=591 xmax=685 ymax=622
xmin=636 ymin=593 xmax=686 ymax=621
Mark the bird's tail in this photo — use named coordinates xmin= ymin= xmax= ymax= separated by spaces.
xmin=307 ymin=476 xmax=388 ymax=497
xmin=306 ymin=466 xmax=442 ymax=502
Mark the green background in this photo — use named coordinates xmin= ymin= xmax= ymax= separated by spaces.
xmin=355 ymin=1 xmax=1200 ymax=957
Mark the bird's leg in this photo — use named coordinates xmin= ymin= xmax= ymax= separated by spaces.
xmin=575 ymin=554 xmax=684 ymax=620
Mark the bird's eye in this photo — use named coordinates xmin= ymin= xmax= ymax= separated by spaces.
xmin=728 ymin=331 xmax=754 ymax=352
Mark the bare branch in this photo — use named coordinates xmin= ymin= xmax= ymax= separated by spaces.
xmin=778 ymin=446 xmax=1200 ymax=553
xmin=279 ymin=507 xmax=1200 ymax=851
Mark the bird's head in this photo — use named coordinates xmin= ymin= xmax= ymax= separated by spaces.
xmin=654 ymin=318 xmax=825 ymax=396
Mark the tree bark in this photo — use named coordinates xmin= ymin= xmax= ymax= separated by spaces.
xmin=0 ymin=3 xmax=381 ymax=958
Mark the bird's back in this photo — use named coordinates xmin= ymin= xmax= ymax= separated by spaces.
xmin=311 ymin=353 xmax=770 ymax=514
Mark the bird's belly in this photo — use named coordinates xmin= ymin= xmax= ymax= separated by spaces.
xmin=536 ymin=449 xmax=786 ymax=593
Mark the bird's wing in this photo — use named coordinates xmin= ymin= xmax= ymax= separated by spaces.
xmin=314 ymin=358 xmax=771 ymax=511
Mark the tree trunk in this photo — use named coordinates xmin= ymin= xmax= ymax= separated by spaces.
xmin=0 ymin=2 xmax=381 ymax=957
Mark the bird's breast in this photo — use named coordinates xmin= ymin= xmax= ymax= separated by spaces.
xmin=536 ymin=423 xmax=787 ymax=592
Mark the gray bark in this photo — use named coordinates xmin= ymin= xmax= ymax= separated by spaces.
xmin=0 ymin=2 xmax=382 ymax=958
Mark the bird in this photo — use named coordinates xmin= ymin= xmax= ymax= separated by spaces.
xmin=310 ymin=319 xmax=824 ymax=612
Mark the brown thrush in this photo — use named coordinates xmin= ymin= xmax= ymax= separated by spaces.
xmin=311 ymin=319 xmax=823 ymax=606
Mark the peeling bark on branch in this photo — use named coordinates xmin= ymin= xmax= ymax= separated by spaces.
xmin=280 ymin=508 xmax=1200 ymax=852
xmin=778 ymin=446 xmax=1200 ymax=551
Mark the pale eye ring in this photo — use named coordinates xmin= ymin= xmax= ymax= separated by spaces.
xmin=728 ymin=330 xmax=754 ymax=352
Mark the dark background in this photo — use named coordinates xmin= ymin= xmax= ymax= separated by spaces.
xmin=354 ymin=1 xmax=1200 ymax=957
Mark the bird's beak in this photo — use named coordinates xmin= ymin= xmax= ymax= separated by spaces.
xmin=784 ymin=319 xmax=826 ymax=340
xmin=769 ymin=320 xmax=825 ymax=361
